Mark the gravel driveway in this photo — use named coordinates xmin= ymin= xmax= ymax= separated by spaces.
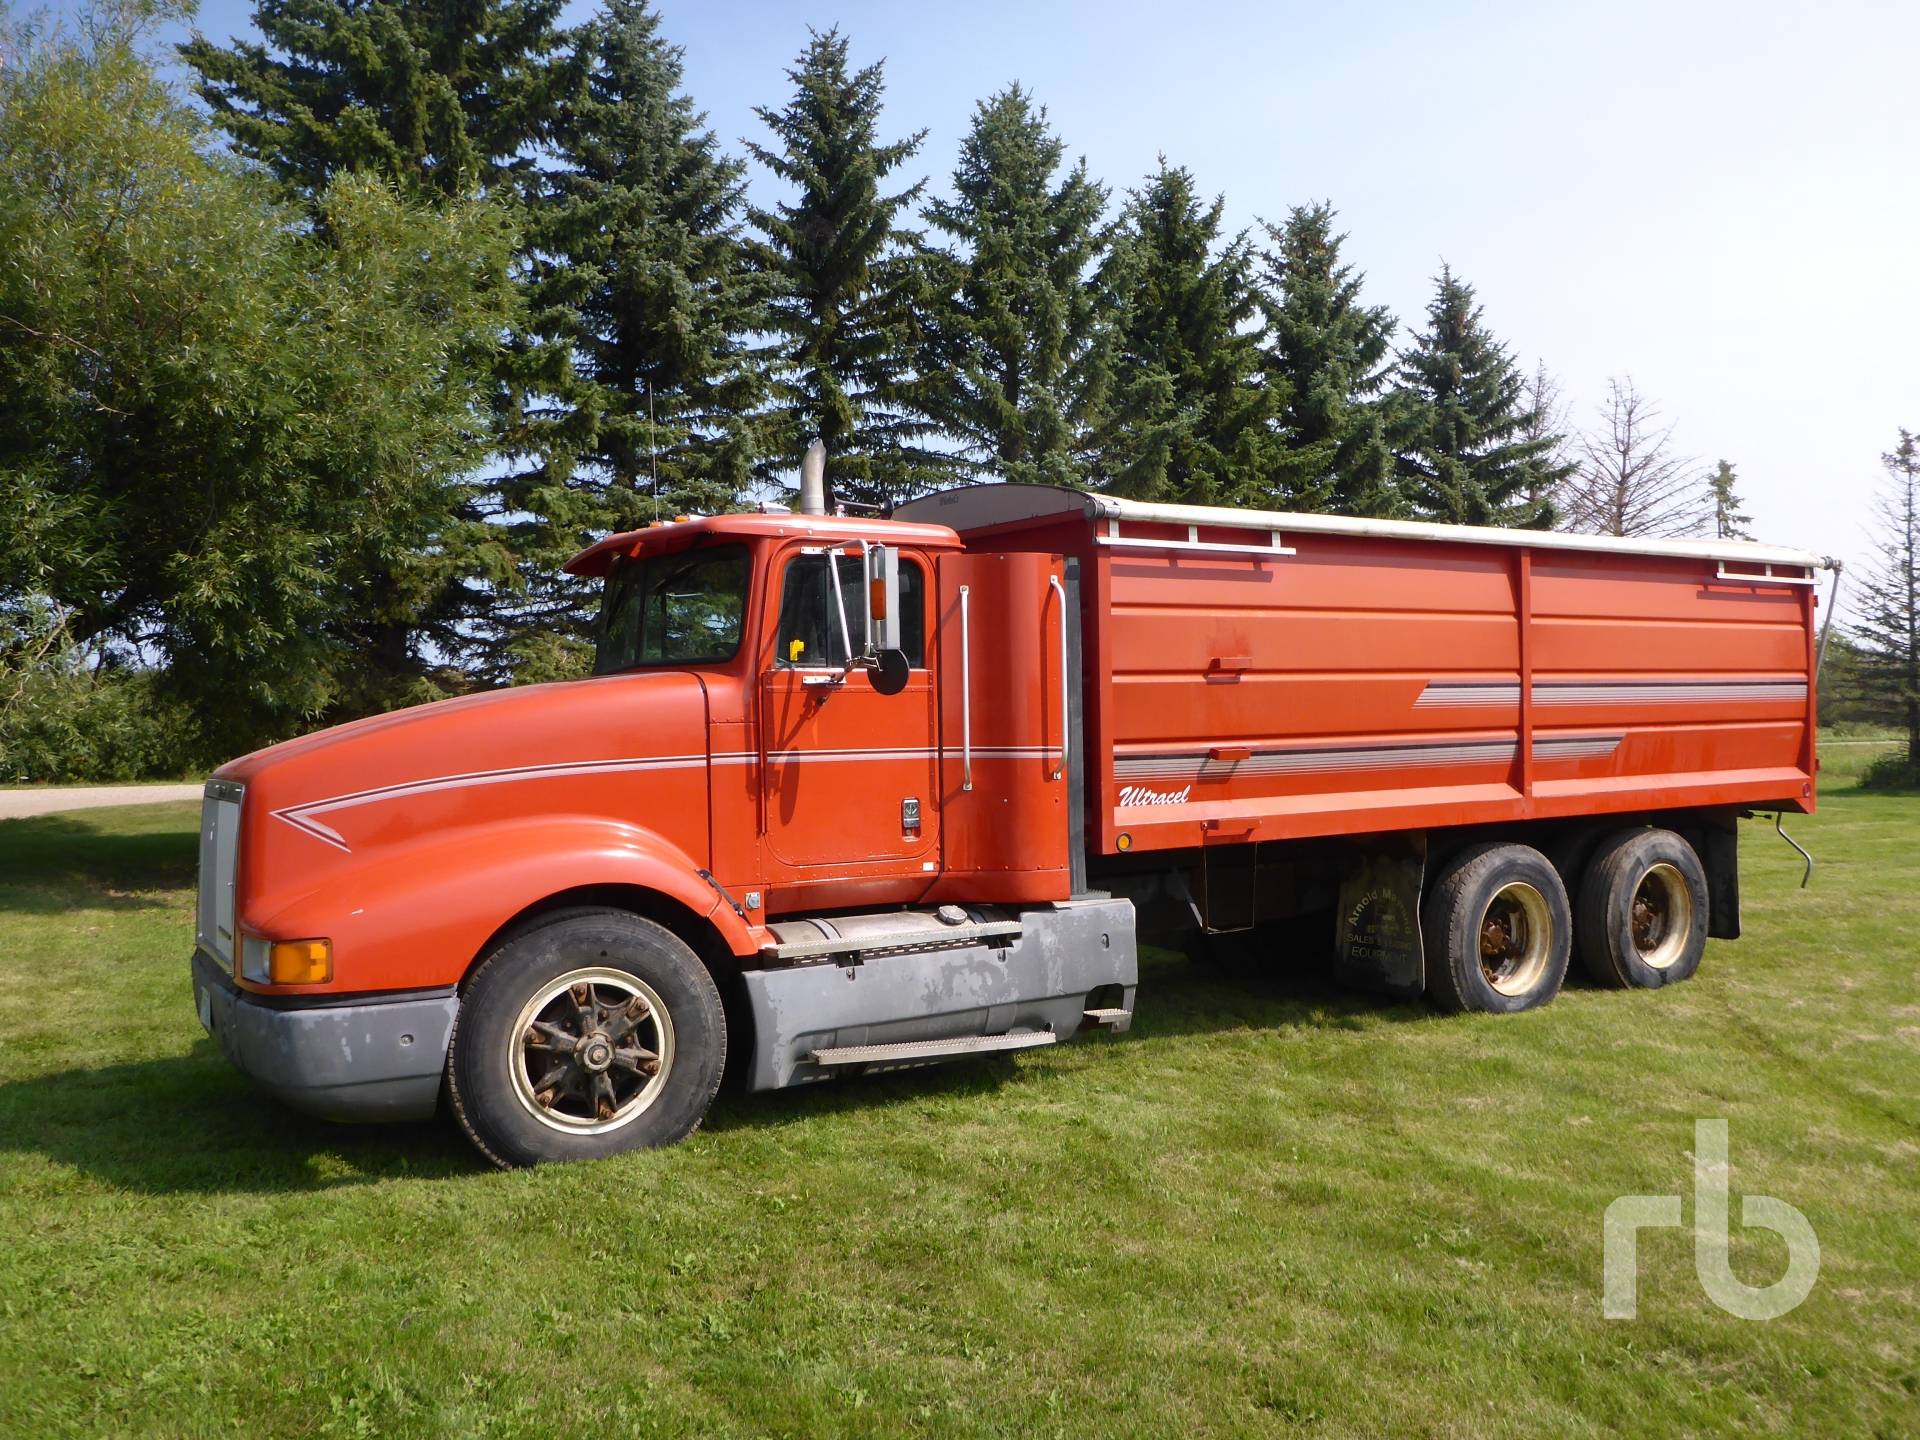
xmin=0 ymin=784 xmax=203 ymax=820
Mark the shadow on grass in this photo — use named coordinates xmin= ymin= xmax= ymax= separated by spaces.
xmin=0 ymin=810 xmax=199 ymax=896
xmin=0 ymin=1042 xmax=472 ymax=1194
xmin=1 ymin=951 xmax=1438 ymax=1191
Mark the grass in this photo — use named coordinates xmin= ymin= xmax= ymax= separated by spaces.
xmin=0 ymin=782 xmax=1916 ymax=1438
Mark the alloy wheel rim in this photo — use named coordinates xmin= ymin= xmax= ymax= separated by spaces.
xmin=509 ymin=967 xmax=675 ymax=1134
xmin=1477 ymin=881 xmax=1553 ymax=997
xmin=1630 ymin=863 xmax=1692 ymax=969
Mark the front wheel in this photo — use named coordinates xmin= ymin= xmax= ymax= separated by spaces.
xmin=448 ymin=909 xmax=726 ymax=1168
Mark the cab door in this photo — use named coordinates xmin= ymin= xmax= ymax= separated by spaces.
xmin=758 ymin=545 xmax=939 ymax=891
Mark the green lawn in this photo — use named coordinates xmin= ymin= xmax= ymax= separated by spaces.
xmin=1 ymin=782 xmax=1915 ymax=1438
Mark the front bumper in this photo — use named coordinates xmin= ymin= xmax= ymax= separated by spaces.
xmin=190 ymin=949 xmax=457 ymax=1122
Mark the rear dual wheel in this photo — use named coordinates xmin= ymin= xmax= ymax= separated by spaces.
xmin=1423 ymin=843 xmax=1571 ymax=1013
xmin=1575 ymin=829 xmax=1709 ymax=989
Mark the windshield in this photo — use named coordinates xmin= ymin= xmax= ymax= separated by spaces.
xmin=595 ymin=544 xmax=751 ymax=674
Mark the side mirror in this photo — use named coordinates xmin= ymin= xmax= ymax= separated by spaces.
xmin=865 ymin=544 xmax=902 ymax=656
xmin=870 ymin=647 xmax=911 ymax=696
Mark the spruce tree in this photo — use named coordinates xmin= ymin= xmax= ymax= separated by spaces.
xmin=1257 ymin=202 xmax=1397 ymax=514
xmin=746 ymin=28 xmax=934 ymax=510
xmin=1854 ymin=430 xmax=1920 ymax=781
xmin=1091 ymin=161 xmax=1273 ymax=504
xmin=1707 ymin=459 xmax=1752 ymax=539
xmin=181 ymin=0 xmax=568 ymax=202
xmin=920 ymin=86 xmax=1112 ymax=487
xmin=498 ymin=0 xmax=763 ymax=675
xmin=1391 ymin=266 xmax=1569 ymax=527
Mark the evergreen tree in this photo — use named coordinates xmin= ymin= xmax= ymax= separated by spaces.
xmin=1707 ymin=459 xmax=1751 ymax=539
xmin=1391 ymin=266 xmax=1568 ymax=526
xmin=1090 ymin=161 xmax=1273 ymax=504
xmin=2 ymin=10 xmax=515 ymax=749
xmin=1257 ymin=202 xmax=1396 ymax=514
xmin=746 ymin=28 xmax=934 ymax=510
xmin=1854 ymin=430 xmax=1920 ymax=780
xmin=1518 ymin=359 xmax=1574 ymax=514
xmin=921 ymin=85 xmax=1111 ymax=487
xmin=498 ymin=0 xmax=763 ymax=676
xmin=181 ymin=0 xmax=568 ymax=202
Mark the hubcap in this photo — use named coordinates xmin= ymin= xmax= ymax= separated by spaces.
xmin=509 ymin=968 xmax=675 ymax=1135
xmin=1477 ymin=882 xmax=1553 ymax=997
xmin=1630 ymin=862 xmax=1692 ymax=969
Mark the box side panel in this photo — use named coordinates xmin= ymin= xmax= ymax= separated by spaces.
xmin=1089 ymin=523 xmax=1815 ymax=854
xmin=1527 ymin=553 xmax=1814 ymax=807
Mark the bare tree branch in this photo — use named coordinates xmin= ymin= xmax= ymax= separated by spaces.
xmin=1559 ymin=376 xmax=1707 ymax=538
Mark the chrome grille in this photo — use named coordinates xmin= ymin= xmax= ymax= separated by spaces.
xmin=196 ymin=780 xmax=243 ymax=967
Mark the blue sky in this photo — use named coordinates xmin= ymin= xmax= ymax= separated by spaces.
xmin=93 ymin=0 xmax=1920 ymax=577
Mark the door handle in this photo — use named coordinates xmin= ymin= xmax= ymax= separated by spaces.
xmin=1048 ymin=575 xmax=1068 ymax=781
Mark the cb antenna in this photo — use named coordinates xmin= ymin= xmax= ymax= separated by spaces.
xmin=648 ymin=381 xmax=659 ymax=522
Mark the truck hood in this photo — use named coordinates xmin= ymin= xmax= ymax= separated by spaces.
xmin=218 ymin=671 xmax=713 ymax=862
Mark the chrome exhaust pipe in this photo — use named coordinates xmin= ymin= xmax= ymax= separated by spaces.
xmin=798 ymin=438 xmax=828 ymax=516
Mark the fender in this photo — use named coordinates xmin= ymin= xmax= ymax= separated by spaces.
xmin=241 ymin=814 xmax=760 ymax=995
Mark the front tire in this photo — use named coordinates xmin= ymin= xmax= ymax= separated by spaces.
xmin=1422 ymin=843 xmax=1571 ymax=1013
xmin=1574 ymin=829 xmax=1708 ymax=989
xmin=448 ymin=909 xmax=726 ymax=1168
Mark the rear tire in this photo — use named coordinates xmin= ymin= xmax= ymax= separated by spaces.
xmin=1575 ymin=829 xmax=1708 ymax=989
xmin=448 ymin=909 xmax=726 ymax=1168
xmin=1422 ymin=843 xmax=1571 ymax=1014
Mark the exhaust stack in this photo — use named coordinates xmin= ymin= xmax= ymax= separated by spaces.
xmin=798 ymin=439 xmax=828 ymax=516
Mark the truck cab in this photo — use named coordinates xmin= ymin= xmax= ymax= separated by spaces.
xmin=191 ymin=508 xmax=1130 ymax=1167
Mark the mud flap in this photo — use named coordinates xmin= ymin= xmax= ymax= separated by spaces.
xmin=1333 ymin=836 xmax=1426 ymax=998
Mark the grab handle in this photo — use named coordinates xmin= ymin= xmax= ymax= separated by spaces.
xmin=959 ymin=585 xmax=973 ymax=792
xmin=1048 ymin=575 xmax=1068 ymax=781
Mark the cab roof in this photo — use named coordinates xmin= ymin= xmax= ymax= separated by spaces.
xmin=564 ymin=511 xmax=963 ymax=578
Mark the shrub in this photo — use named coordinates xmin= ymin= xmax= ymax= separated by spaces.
xmin=0 ymin=665 xmax=205 ymax=783
xmin=1858 ymin=749 xmax=1920 ymax=794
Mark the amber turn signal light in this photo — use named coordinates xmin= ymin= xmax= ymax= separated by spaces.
xmin=269 ymin=939 xmax=332 ymax=985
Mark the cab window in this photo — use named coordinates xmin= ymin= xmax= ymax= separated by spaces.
xmin=596 ymin=544 xmax=751 ymax=673
xmin=774 ymin=553 xmax=924 ymax=668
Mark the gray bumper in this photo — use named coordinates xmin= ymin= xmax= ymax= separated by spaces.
xmin=741 ymin=897 xmax=1137 ymax=1091
xmin=190 ymin=949 xmax=456 ymax=1122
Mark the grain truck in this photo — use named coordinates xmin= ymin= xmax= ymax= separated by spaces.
xmin=191 ymin=478 xmax=1834 ymax=1166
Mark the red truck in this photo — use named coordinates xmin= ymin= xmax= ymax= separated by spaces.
xmin=191 ymin=480 xmax=1834 ymax=1166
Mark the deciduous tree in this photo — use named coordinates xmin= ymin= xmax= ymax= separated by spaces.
xmin=1560 ymin=377 xmax=1703 ymax=538
xmin=1 ymin=10 xmax=516 ymax=749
